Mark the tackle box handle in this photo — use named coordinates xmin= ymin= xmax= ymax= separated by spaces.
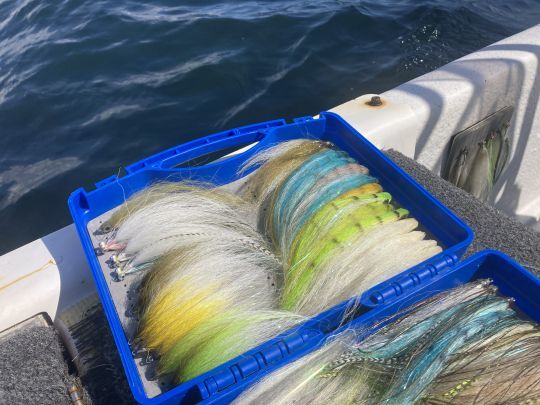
xmin=123 ymin=119 xmax=288 ymax=176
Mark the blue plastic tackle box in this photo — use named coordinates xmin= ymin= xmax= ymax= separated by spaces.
xmin=204 ymin=250 xmax=540 ymax=404
xmin=69 ymin=112 xmax=475 ymax=404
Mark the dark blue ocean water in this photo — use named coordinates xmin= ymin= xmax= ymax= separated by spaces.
xmin=1 ymin=0 xmax=540 ymax=253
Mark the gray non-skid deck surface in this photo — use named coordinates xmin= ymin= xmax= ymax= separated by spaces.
xmin=0 ymin=316 xmax=82 ymax=405
xmin=385 ymin=150 xmax=540 ymax=276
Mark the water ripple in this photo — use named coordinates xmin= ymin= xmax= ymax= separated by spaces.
xmin=0 ymin=26 xmax=53 ymax=60
xmin=0 ymin=157 xmax=83 ymax=210
xmin=114 ymin=50 xmax=241 ymax=89
xmin=218 ymin=51 xmax=312 ymax=127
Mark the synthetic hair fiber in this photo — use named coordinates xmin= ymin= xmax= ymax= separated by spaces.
xmin=98 ymin=181 xmax=304 ymax=384
xmin=95 ymin=137 xmax=453 ymax=392
xmin=241 ymin=139 xmax=443 ymax=315
xmin=234 ymin=280 xmax=540 ymax=404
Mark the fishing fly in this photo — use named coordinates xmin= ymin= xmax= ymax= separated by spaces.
xmin=234 ymin=280 xmax=540 ymax=405
xmin=242 ymin=139 xmax=442 ymax=315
